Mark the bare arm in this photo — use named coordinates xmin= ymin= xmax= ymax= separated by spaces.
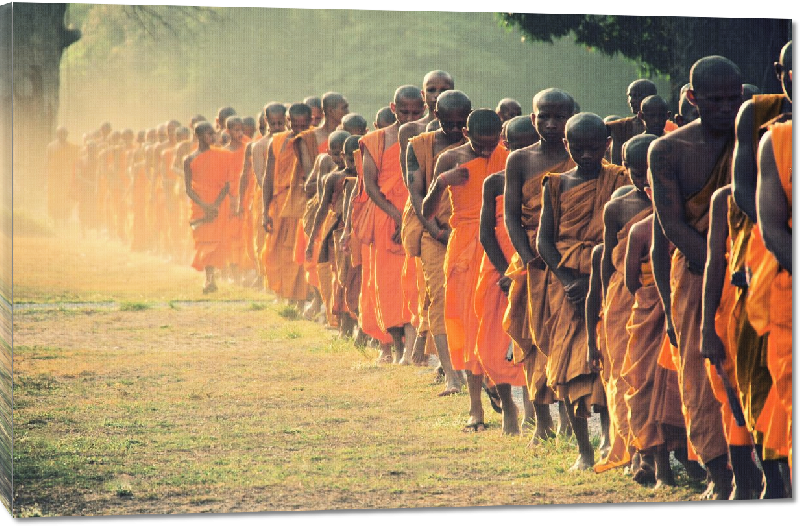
xmin=624 ymin=220 xmax=648 ymax=295
xmin=297 ymin=138 xmax=315 ymax=180
xmin=756 ymin=130 xmax=792 ymax=272
xmin=306 ymin=173 xmax=336 ymax=260
xmin=184 ymin=154 xmax=212 ymax=212
xmin=398 ymin=124 xmax=414 ymax=187
xmin=479 ymin=174 xmax=509 ymax=277
xmin=504 ymin=151 xmax=536 ymax=265
xmin=537 ymin=179 xmax=576 ymax=287
xmin=237 ymin=142 xmax=254 ymax=214
xmin=305 ymin=154 xmax=325 ymax=196
xmin=731 ymin=101 xmax=758 ymax=222
xmin=422 ymin=152 xmax=467 ymax=219
xmin=700 ymin=186 xmax=731 ymax=364
xmin=651 ymin=215 xmax=676 ymax=346
xmin=608 ymin=122 xmax=624 ymax=165
xmin=407 ymin=144 xmax=447 ymax=239
xmin=262 ymin=145 xmax=276 ymax=232
xmin=585 ymin=244 xmax=605 ymax=371
xmin=649 ymin=138 xmax=707 ymax=272
xmin=600 ymin=200 xmax=621 ymax=298
xmin=363 ymin=147 xmax=402 ymax=225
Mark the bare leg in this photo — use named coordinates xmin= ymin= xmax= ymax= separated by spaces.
xmin=633 ymin=451 xmax=656 ymax=485
xmin=674 ymin=447 xmax=708 ymax=480
xmin=433 ymin=334 xmax=461 ymax=395
xmin=203 ymin=266 xmax=217 ymax=293
xmin=565 ymin=399 xmax=594 ymax=471
xmin=704 ymin=454 xmax=734 ymax=500
xmin=462 ymin=371 xmax=485 ymax=432
xmin=303 ymin=288 xmax=322 ymax=320
xmin=557 ymin=400 xmax=573 ymax=437
xmin=598 ymin=406 xmax=610 ymax=457
xmin=755 ymin=445 xmax=787 ymax=499
xmin=398 ymin=323 xmax=416 ymax=365
xmin=377 ymin=342 xmax=393 ymax=364
xmin=410 ymin=330 xmax=428 ymax=366
xmin=496 ymin=383 xmax=520 ymax=435
xmin=653 ymin=445 xmax=675 ymax=489
xmin=527 ymin=403 xmax=555 ymax=447
xmin=521 ymin=386 xmax=535 ymax=428
xmin=387 ymin=326 xmax=405 ymax=364
xmin=729 ymin=445 xmax=762 ymax=500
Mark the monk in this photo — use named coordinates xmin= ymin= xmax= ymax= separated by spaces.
xmin=649 ymin=55 xmax=744 ymax=499
xmin=476 ymin=116 xmax=538 ymax=434
xmin=407 ymin=90 xmax=471 ymax=391
xmin=184 ymin=121 xmax=231 ymax=293
xmin=262 ymin=103 xmax=313 ymax=305
xmin=215 ymin=107 xmax=236 ymax=147
xmin=700 ymin=184 xmax=775 ymax=499
xmin=607 ymin=79 xmax=676 ymax=164
xmin=537 ymin=112 xmax=629 ymax=470
xmin=304 ymin=130 xmax=352 ymax=328
xmin=495 ymin=98 xmax=523 ymax=123
xmin=45 ymin=126 xmax=81 ymax=226
xmin=755 ymin=119 xmax=792 ymax=476
xmin=171 ymin=125 xmax=199 ymax=265
xmin=374 ymin=106 xmax=396 ymax=130
xmin=674 ymin=85 xmax=700 ymax=127
xmin=590 ymin=135 xmax=657 ymax=476
xmin=423 ymin=109 xmax=508 ymax=431
xmin=504 ymin=88 xmax=576 ymax=442
xmin=361 ymin=85 xmax=425 ymax=363
xmin=158 ymin=120 xmax=182 ymax=259
xmin=304 ymin=96 xmax=324 ymax=127
xmin=623 ymin=211 xmax=688 ymax=489
xmin=637 ymin=95 xmax=670 ymax=137
xmin=223 ymin=116 xmax=251 ymax=283
xmin=306 ymin=131 xmax=353 ymax=332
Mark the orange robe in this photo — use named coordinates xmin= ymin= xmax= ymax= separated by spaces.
xmin=45 ymin=139 xmax=80 ymax=223
xmin=130 ymin=158 xmax=149 ymax=252
xmin=361 ymin=130 xmax=413 ymax=332
xmin=224 ymin=139 xmax=250 ymax=268
xmin=261 ymin=132 xmax=307 ymax=300
xmin=503 ymin=158 xmax=575 ymax=405
xmin=444 ymin=146 xmax=508 ymax=373
xmin=474 ymin=190 xmax=525 ymax=386
xmin=293 ymin=132 xmax=328 ymax=288
xmin=752 ymin=121 xmax=792 ymax=464
xmin=595 ymin=206 xmax=651 ymax=472
xmin=189 ymin=148 xmax=232 ymax=271
xmin=542 ymin=164 xmax=628 ymax=416
xmin=669 ymin=140 xmax=733 ymax=464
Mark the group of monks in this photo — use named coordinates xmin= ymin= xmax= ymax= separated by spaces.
xmin=47 ymin=42 xmax=792 ymax=501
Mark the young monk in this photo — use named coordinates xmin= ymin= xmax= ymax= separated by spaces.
xmin=296 ymin=93 xmax=350 ymax=318
xmin=674 ymin=86 xmax=700 ymax=127
xmin=184 ymin=122 xmax=231 ymax=293
xmin=495 ymin=98 xmax=523 ymax=123
xmin=305 ymin=131 xmax=353 ymax=331
xmin=304 ymin=96 xmax=324 ymax=127
xmin=45 ymin=126 xmax=81 ymax=226
xmin=590 ymin=135 xmax=658 ymax=476
xmin=171 ymin=125 xmax=199 ymax=264
xmin=476 ymin=116 xmax=538 ymax=434
xmin=304 ymin=130 xmax=352 ymax=327
xmin=374 ymin=106 xmax=396 ymax=130
xmin=407 ymin=90 xmax=472 ymax=392
xmin=340 ymin=114 xmax=368 ymax=135
xmin=159 ymin=120 xmax=183 ymax=259
xmin=537 ymin=112 xmax=629 ymax=470
xmin=504 ymin=88 xmax=577 ymax=442
xmin=215 ymin=107 xmax=236 ymax=147
xmin=606 ymin=79 xmax=657 ymax=164
xmin=422 ymin=109 xmax=508 ymax=432
xmin=637 ymin=95 xmax=670 ymax=136
xmin=223 ymin=116 xmax=252 ymax=284
xmin=361 ymin=85 xmax=426 ymax=363
xmin=649 ymin=55 xmax=744 ymax=499
xmin=262 ymin=103 xmax=313 ymax=305
xmin=755 ymin=119 xmax=792 ymax=476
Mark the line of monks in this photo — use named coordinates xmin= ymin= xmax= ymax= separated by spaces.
xmin=47 ymin=42 xmax=792 ymax=501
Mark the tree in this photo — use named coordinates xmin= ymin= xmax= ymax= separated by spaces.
xmin=498 ymin=14 xmax=791 ymax=105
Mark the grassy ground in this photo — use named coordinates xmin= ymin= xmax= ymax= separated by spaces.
xmin=12 ymin=228 xmax=707 ymax=517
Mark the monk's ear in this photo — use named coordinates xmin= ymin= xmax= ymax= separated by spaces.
xmin=530 ymin=113 xmax=536 ymax=127
xmin=637 ymin=110 xmax=644 ymax=121
xmin=462 ymin=127 xmax=469 ymax=140
xmin=685 ymin=89 xmax=698 ymax=107
xmin=390 ymin=102 xmax=397 ymax=114
xmin=562 ymin=137 xmax=569 ymax=150
xmin=606 ymin=136 xmax=612 ymax=150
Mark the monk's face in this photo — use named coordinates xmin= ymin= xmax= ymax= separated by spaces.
xmin=288 ymin=114 xmax=312 ymax=135
xmin=392 ymin=98 xmax=425 ymax=125
xmin=638 ymin=105 xmax=669 ymax=135
xmin=344 ymin=152 xmax=356 ymax=171
xmin=423 ymin=77 xmax=454 ymax=110
xmin=310 ymin=107 xmax=323 ymax=127
xmin=564 ymin=131 xmax=610 ymax=170
xmin=228 ymin=123 xmax=244 ymax=143
xmin=436 ymin=108 xmax=469 ymax=143
xmin=196 ymin=127 xmax=216 ymax=148
xmin=497 ymin=103 xmax=522 ymax=123
xmin=327 ymin=101 xmax=350 ymax=125
xmin=465 ymin=132 xmax=500 ymax=158
xmin=505 ymin=131 xmax=538 ymax=152
xmin=266 ymin=113 xmax=287 ymax=134
xmin=623 ymin=152 xmax=649 ymax=191
xmin=532 ymin=101 xmax=572 ymax=143
xmin=627 ymin=83 xmax=651 ymax=114
xmin=243 ymin=125 xmax=256 ymax=139
xmin=688 ymin=79 xmax=742 ymax=132
xmin=329 ymin=146 xmax=345 ymax=169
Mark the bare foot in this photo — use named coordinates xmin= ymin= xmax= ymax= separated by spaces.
xmin=568 ymin=454 xmax=594 ymax=472
xmin=376 ymin=348 xmax=393 ymax=364
xmin=502 ymin=402 xmax=520 ymax=435
xmin=462 ymin=420 xmax=486 ymax=433
xmin=653 ymin=478 xmax=675 ymax=491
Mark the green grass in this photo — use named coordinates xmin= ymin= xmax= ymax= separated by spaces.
xmin=119 ymin=301 xmax=150 ymax=311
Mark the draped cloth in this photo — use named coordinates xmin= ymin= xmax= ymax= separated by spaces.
xmin=189 ymin=148 xmax=232 ymax=271
xmin=444 ymin=146 xmax=508 ymax=373
xmin=541 ymin=164 xmax=628 ymax=416
xmin=503 ymin=157 xmax=575 ymax=404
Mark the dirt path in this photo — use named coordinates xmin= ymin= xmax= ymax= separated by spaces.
xmin=12 ymin=231 xmax=704 ymax=517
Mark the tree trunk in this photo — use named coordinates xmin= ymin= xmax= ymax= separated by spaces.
xmin=12 ymin=3 xmax=80 ymax=212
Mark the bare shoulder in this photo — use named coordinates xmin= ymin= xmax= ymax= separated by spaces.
xmin=484 ymin=171 xmax=505 ymax=195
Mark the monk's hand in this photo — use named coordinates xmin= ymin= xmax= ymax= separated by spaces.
xmin=440 ymin=166 xmax=470 ymax=187
xmin=665 ymin=317 xmax=678 ymax=348
xmin=564 ymin=276 xmax=590 ymax=304
xmin=497 ymin=276 xmax=512 ymax=295
xmin=700 ymin=329 xmax=725 ymax=366
xmin=339 ymin=231 xmax=351 ymax=254
xmin=433 ymin=225 xmax=451 ymax=245
xmin=305 ymin=244 xmax=314 ymax=262
xmin=587 ymin=343 xmax=603 ymax=373
xmin=392 ymin=223 xmax=402 ymax=245
xmin=263 ymin=215 xmax=273 ymax=233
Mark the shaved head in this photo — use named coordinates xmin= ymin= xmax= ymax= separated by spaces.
xmin=641 ymin=95 xmax=668 ymax=113
xmin=779 ymin=40 xmax=792 ymax=70
xmin=264 ymin=102 xmax=286 ymax=117
xmin=225 ymin=116 xmax=243 ymax=129
xmin=628 ymin=79 xmax=658 ymax=96
xmin=778 ymin=40 xmax=792 ymax=102
xmin=532 ymin=88 xmax=576 ymax=114
xmin=322 ymin=92 xmax=347 ymax=112
xmin=289 ymin=103 xmax=312 ymax=119
xmin=176 ymin=126 xmax=190 ymax=140
xmin=303 ymin=96 xmax=322 ymax=109
xmin=565 ymin=112 xmax=609 ymax=142
xmin=504 ymin=115 xmax=539 ymax=149
xmin=328 ymin=130 xmax=351 ymax=151
xmin=217 ymin=106 xmax=236 ymax=126
xmin=742 ymin=84 xmax=760 ymax=99
xmin=342 ymin=113 xmax=368 ymax=135
xmin=394 ymin=85 xmax=424 ymax=104
xmin=689 ymin=56 xmax=743 ymax=93
xmin=466 ymin=109 xmax=502 ymax=137
xmin=435 ymin=90 xmax=472 ymax=114
xmin=194 ymin=121 xmax=214 ymax=136
xmin=343 ymin=135 xmax=361 ymax=156
xmin=622 ymin=133 xmax=657 ymax=166
xmin=496 ymin=98 xmax=522 ymax=122
xmin=422 ymin=70 xmax=454 ymax=89
xmin=374 ymin=107 xmax=395 ymax=129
